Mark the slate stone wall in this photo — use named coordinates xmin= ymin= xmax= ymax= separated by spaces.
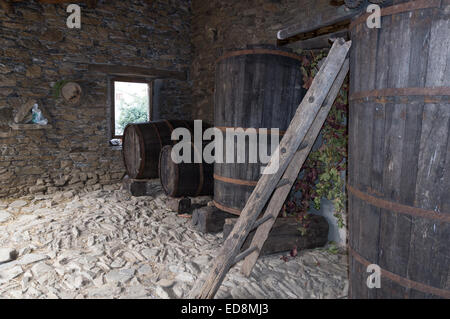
xmin=190 ymin=0 xmax=338 ymax=122
xmin=0 ymin=0 xmax=192 ymax=197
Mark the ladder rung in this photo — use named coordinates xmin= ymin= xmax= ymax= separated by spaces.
xmin=233 ymin=246 xmax=258 ymax=265
xmin=252 ymin=214 xmax=274 ymax=230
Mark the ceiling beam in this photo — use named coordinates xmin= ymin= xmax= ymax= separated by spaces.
xmin=0 ymin=0 xmax=14 ymax=14
xmin=39 ymin=0 xmax=97 ymax=8
xmin=286 ymin=30 xmax=350 ymax=50
xmin=88 ymin=64 xmax=187 ymax=81
xmin=277 ymin=5 xmax=359 ymax=41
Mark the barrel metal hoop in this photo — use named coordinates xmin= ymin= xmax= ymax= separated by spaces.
xmin=134 ymin=125 xmax=146 ymax=179
xmin=350 ymin=87 xmax=450 ymax=101
xmin=214 ymin=173 xmax=258 ymax=187
xmin=216 ymin=126 xmax=286 ymax=135
xmin=347 ymin=184 xmax=450 ymax=223
xmin=121 ymin=125 xmax=130 ymax=176
xmin=163 ymin=119 xmax=174 ymax=132
xmin=213 ymin=200 xmax=242 ymax=216
xmin=162 ymin=146 xmax=179 ymax=197
xmin=349 ymin=0 xmax=441 ymax=30
xmin=192 ymin=142 xmax=204 ymax=196
xmin=182 ymin=120 xmax=194 ymax=134
xmin=349 ymin=246 xmax=450 ymax=298
xmin=150 ymin=122 xmax=163 ymax=148
xmin=216 ymin=49 xmax=303 ymax=64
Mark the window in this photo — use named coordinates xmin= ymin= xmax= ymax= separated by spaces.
xmin=110 ymin=78 xmax=152 ymax=139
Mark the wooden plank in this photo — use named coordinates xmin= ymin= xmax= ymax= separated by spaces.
xmin=166 ymin=197 xmax=191 ymax=213
xmin=0 ymin=0 xmax=13 ymax=14
xmin=277 ymin=5 xmax=359 ymax=40
xmin=224 ymin=216 xmax=329 ymax=257
xmin=88 ymin=64 xmax=186 ymax=81
xmin=286 ymin=30 xmax=349 ymax=50
xmin=191 ymin=206 xmax=236 ymax=233
xmin=192 ymin=39 xmax=351 ymax=299
xmin=240 ymin=58 xmax=350 ymax=277
xmin=39 ymin=0 xmax=97 ymax=7
xmin=9 ymin=123 xmax=52 ymax=130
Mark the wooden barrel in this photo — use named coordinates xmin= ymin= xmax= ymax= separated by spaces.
xmin=122 ymin=120 xmax=194 ymax=179
xmin=348 ymin=0 xmax=450 ymax=299
xmin=213 ymin=45 xmax=305 ymax=215
xmin=159 ymin=144 xmax=214 ymax=197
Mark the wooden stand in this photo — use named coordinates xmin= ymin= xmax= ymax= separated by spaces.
xmin=122 ymin=176 xmax=156 ymax=197
xmin=223 ymin=215 xmax=329 ymax=256
xmin=166 ymin=197 xmax=191 ymax=213
xmin=192 ymin=206 xmax=236 ymax=233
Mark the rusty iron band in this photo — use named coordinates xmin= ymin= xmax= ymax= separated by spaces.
xmin=128 ymin=124 xmax=146 ymax=179
xmin=349 ymin=246 xmax=450 ymax=298
xmin=213 ymin=200 xmax=242 ymax=216
xmin=350 ymin=0 xmax=441 ymax=30
xmin=350 ymin=87 xmax=450 ymax=101
xmin=192 ymin=142 xmax=205 ymax=196
xmin=150 ymin=122 xmax=163 ymax=148
xmin=214 ymin=173 xmax=258 ymax=187
xmin=163 ymin=119 xmax=174 ymax=132
xmin=216 ymin=126 xmax=286 ymax=135
xmin=347 ymin=184 xmax=450 ymax=223
xmin=217 ymin=49 xmax=302 ymax=64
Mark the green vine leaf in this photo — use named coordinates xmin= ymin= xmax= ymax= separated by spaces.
xmin=283 ymin=48 xmax=349 ymax=230
xmin=52 ymin=80 xmax=68 ymax=99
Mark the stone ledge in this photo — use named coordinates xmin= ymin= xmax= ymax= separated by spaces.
xmin=9 ymin=124 xmax=53 ymax=130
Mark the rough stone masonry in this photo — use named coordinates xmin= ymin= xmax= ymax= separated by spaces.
xmin=0 ymin=0 xmax=192 ymax=198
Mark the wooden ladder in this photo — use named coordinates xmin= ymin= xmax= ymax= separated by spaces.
xmin=191 ymin=38 xmax=351 ymax=299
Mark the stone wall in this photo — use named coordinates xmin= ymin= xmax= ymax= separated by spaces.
xmin=190 ymin=0 xmax=342 ymax=122
xmin=0 ymin=0 xmax=192 ymax=197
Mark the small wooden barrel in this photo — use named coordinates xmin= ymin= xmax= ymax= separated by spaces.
xmin=159 ymin=144 xmax=214 ymax=197
xmin=348 ymin=0 xmax=450 ymax=299
xmin=213 ymin=44 xmax=305 ymax=215
xmin=122 ymin=120 xmax=194 ymax=179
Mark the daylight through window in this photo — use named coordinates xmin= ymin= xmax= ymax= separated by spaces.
xmin=113 ymin=81 xmax=151 ymax=137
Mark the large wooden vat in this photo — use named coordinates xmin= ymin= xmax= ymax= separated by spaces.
xmin=159 ymin=144 xmax=214 ymax=197
xmin=213 ymin=45 xmax=305 ymax=215
xmin=348 ymin=0 xmax=450 ymax=298
xmin=122 ymin=120 xmax=194 ymax=179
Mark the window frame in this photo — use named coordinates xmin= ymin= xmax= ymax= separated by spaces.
xmin=109 ymin=76 xmax=153 ymax=140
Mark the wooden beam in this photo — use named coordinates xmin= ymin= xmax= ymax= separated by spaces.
xmin=192 ymin=39 xmax=351 ymax=299
xmin=224 ymin=215 xmax=329 ymax=257
xmin=286 ymin=30 xmax=349 ymax=50
xmin=39 ymin=0 xmax=95 ymax=6
xmin=0 ymin=0 xmax=14 ymax=14
xmin=240 ymin=58 xmax=350 ymax=277
xmin=277 ymin=5 xmax=359 ymax=40
xmin=191 ymin=206 xmax=236 ymax=233
xmin=88 ymin=64 xmax=187 ymax=81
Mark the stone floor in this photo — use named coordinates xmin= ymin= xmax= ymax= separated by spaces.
xmin=0 ymin=182 xmax=349 ymax=299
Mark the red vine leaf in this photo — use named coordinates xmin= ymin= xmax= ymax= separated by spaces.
xmin=290 ymin=247 xmax=298 ymax=257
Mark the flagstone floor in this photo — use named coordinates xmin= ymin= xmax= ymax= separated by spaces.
xmin=0 ymin=182 xmax=348 ymax=299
